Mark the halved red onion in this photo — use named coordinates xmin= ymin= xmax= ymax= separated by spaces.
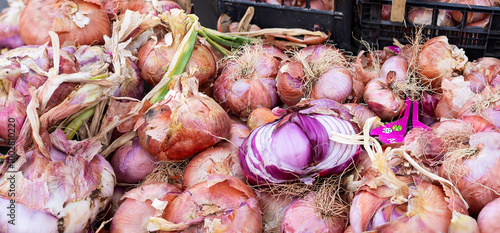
xmin=111 ymin=138 xmax=157 ymax=183
xmin=110 ymin=182 xmax=182 ymax=233
xmin=0 ymin=129 xmax=115 ymax=233
xmin=213 ymin=44 xmax=286 ymax=118
xmin=161 ymin=174 xmax=262 ymax=232
xmin=239 ymin=99 xmax=360 ymax=185
xmin=282 ymin=192 xmax=347 ymax=233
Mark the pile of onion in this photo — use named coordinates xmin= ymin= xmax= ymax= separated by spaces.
xmin=213 ymin=44 xmax=287 ymax=118
xmin=0 ymin=129 xmax=116 ymax=232
xmin=276 ymin=44 xmax=353 ymax=106
xmin=136 ymin=74 xmax=232 ymax=161
xmin=19 ymin=0 xmax=111 ymax=46
xmin=239 ymin=99 xmax=360 ymax=185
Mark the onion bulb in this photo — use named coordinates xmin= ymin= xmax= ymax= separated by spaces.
xmin=0 ymin=129 xmax=115 ymax=233
xmin=0 ymin=0 xmax=25 ymax=49
xmin=418 ymin=36 xmax=468 ymax=91
xmin=477 ymin=197 xmax=500 ymax=232
xmin=159 ymin=175 xmax=262 ymax=232
xmin=136 ymin=74 xmax=232 ymax=161
xmin=247 ymin=107 xmax=278 ymax=131
xmin=257 ymin=190 xmax=296 ymax=232
xmin=111 ymin=138 xmax=157 ymax=183
xmin=463 ymin=57 xmax=500 ymax=93
xmin=343 ymin=103 xmax=376 ymax=130
xmin=110 ymin=182 xmax=182 ymax=233
xmin=213 ymin=44 xmax=286 ymax=118
xmin=450 ymin=0 xmax=493 ymax=24
xmin=363 ymin=71 xmax=405 ymax=121
xmin=239 ymin=99 xmax=360 ymax=185
xmin=408 ymin=8 xmax=455 ymax=27
xmin=457 ymin=86 xmax=500 ymax=129
xmin=350 ymin=176 xmax=469 ymax=233
xmin=19 ymin=0 xmax=111 ymax=46
xmin=282 ymin=192 xmax=347 ymax=233
xmin=137 ymin=36 xmax=217 ymax=87
xmin=434 ymin=76 xmax=475 ymax=120
xmin=440 ymin=131 xmax=500 ymax=215
xmin=276 ymin=45 xmax=352 ymax=106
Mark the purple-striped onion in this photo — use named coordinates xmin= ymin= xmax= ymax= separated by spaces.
xmin=239 ymin=99 xmax=360 ymax=185
xmin=111 ymin=138 xmax=157 ymax=183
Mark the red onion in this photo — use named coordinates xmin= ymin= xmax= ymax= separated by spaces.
xmin=103 ymin=0 xmax=182 ymax=20
xmin=160 ymin=175 xmax=262 ymax=232
xmin=111 ymin=138 xmax=157 ymax=183
xmin=477 ymin=197 xmax=500 ymax=232
xmin=0 ymin=0 xmax=25 ymax=49
xmin=282 ymin=192 xmax=347 ymax=233
xmin=457 ymin=86 xmax=500 ymax=129
xmin=19 ymin=0 xmax=111 ymax=46
xmin=298 ymin=0 xmax=330 ymax=10
xmin=182 ymin=146 xmax=245 ymax=189
xmin=363 ymin=71 xmax=405 ymax=121
xmin=450 ymin=0 xmax=493 ymax=24
xmin=257 ymin=190 xmax=296 ymax=232
xmin=110 ymin=182 xmax=181 ymax=232
xmin=418 ymin=36 xmax=468 ymax=91
xmin=408 ymin=8 xmax=456 ymax=27
xmin=350 ymin=176 xmax=469 ymax=233
xmin=239 ymin=99 xmax=360 ymax=185
xmin=440 ymin=131 xmax=500 ymax=215
xmin=343 ymin=103 xmax=376 ymax=130
xmin=381 ymin=4 xmax=391 ymax=20
xmin=137 ymin=37 xmax=217 ymax=87
xmin=463 ymin=57 xmax=500 ymax=93
xmin=136 ymin=75 xmax=232 ymax=161
xmin=247 ymin=107 xmax=278 ymax=131
xmin=277 ymin=45 xmax=352 ymax=106
xmin=419 ymin=91 xmax=441 ymax=126
xmin=213 ymin=44 xmax=286 ymax=118
xmin=217 ymin=117 xmax=251 ymax=149
xmin=435 ymin=76 xmax=475 ymax=120
xmin=0 ymin=129 xmax=116 ymax=232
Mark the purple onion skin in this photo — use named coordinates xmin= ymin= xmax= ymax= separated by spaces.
xmin=477 ymin=197 xmax=500 ymax=232
xmin=111 ymin=138 xmax=157 ymax=183
xmin=239 ymin=99 xmax=360 ymax=185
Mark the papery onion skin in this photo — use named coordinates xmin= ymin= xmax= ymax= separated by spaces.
xmin=463 ymin=57 xmax=500 ymax=93
xmin=343 ymin=103 xmax=376 ymax=130
xmin=363 ymin=73 xmax=405 ymax=121
xmin=19 ymin=0 xmax=111 ymax=46
xmin=276 ymin=60 xmax=306 ymax=106
xmin=457 ymin=86 xmax=500 ymax=129
xmin=110 ymin=182 xmax=182 ymax=233
xmin=111 ymin=138 xmax=157 ymax=183
xmin=182 ymin=146 xmax=245 ymax=189
xmin=103 ymin=0 xmax=182 ymax=20
xmin=408 ymin=8 xmax=456 ymax=26
xmin=418 ymin=36 xmax=468 ymax=91
xmin=434 ymin=76 xmax=475 ymax=120
xmin=477 ymin=197 xmax=500 ymax=232
xmin=0 ymin=129 xmax=115 ymax=233
xmin=213 ymin=44 xmax=285 ymax=118
xmin=217 ymin=117 xmax=251 ymax=149
xmin=440 ymin=131 xmax=500 ymax=216
xmin=0 ymin=1 xmax=25 ymax=49
xmin=451 ymin=0 xmax=493 ymax=24
xmin=136 ymin=76 xmax=232 ymax=161
xmin=239 ymin=99 xmax=360 ymax=185
xmin=161 ymin=174 xmax=262 ymax=232
xmin=350 ymin=177 xmax=468 ymax=233
xmin=137 ymin=38 xmax=217 ymax=87
xmin=257 ymin=190 xmax=296 ymax=232
xmin=281 ymin=192 xmax=346 ymax=233
xmin=309 ymin=67 xmax=353 ymax=104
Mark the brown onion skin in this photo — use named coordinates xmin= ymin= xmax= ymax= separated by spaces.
xmin=161 ymin=175 xmax=262 ymax=232
xmin=477 ymin=197 xmax=500 ymax=232
xmin=136 ymin=78 xmax=232 ymax=161
xmin=276 ymin=60 xmax=305 ymax=106
xmin=19 ymin=0 xmax=111 ymax=46
xmin=247 ymin=107 xmax=278 ymax=131
xmin=182 ymin=146 xmax=245 ymax=189
xmin=213 ymin=44 xmax=284 ymax=118
xmin=464 ymin=57 xmax=500 ymax=93
xmin=281 ymin=192 xmax=346 ymax=233
xmin=137 ymin=39 xmax=217 ymax=87
xmin=418 ymin=36 xmax=468 ymax=91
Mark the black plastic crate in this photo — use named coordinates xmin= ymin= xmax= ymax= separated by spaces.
xmin=217 ymin=0 xmax=354 ymax=51
xmin=359 ymin=0 xmax=500 ymax=60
